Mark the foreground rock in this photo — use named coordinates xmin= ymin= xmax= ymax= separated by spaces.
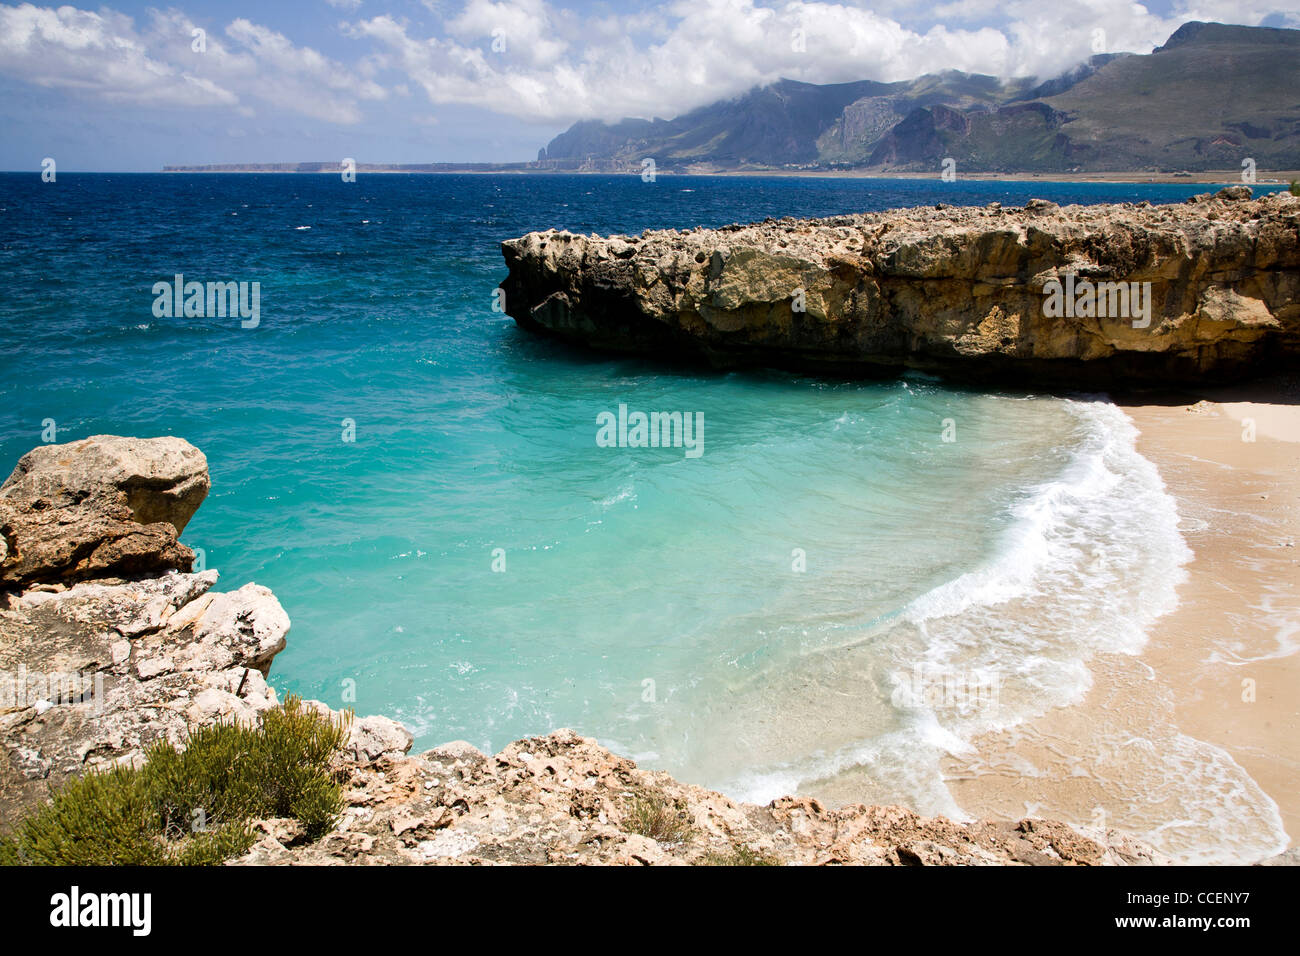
xmin=0 ymin=436 xmax=293 ymax=824
xmin=1 ymin=436 xmax=1170 ymax=864
xmin=240 ymin=728 xmax=1169 ymax=866
xmin=500 ymin=190 xmax=1300 ymax=386
xmin=0 ymin=571 xmax=288 ymax=822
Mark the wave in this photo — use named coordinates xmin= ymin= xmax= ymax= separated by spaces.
xmin=902 ymin=398 xmax=1189 ymax=643
xmin=715 ymin=399 xmax=1293 ymax=861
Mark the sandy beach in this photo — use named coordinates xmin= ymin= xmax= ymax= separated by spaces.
xmin=939 ymin=382 xmax=1300 ymax=862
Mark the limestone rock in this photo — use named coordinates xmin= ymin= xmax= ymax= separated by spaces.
xmin=500 ymin=192 xmax=1300 ymax=386
xmin=0 ymin=567 xmax=288 ymax=824
xmin=1216 ymin=185 xmax=1253 ymax=201
xmin=237 ymin=728 xmax=1177 ymax=867
xmin=0 ymin=435 xmax=208 ymax=589
xmin=185 ymin=584 xmax=290 ymax=675
xmin=349 ymin=715 xmax=415 ymax=763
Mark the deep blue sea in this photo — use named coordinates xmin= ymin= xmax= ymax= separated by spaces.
xmin=1 ymin=173 xmax=1289 ymax=862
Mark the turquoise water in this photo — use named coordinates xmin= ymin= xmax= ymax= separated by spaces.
xmin=1 ymin=174 xmax=1289 ymax=860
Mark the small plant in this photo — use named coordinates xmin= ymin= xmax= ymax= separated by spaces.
xmin=0 ymin=695 xmax=351 ymax=866
xmin=1290 ymin=179 xmax=1299 ymax=197
xmin=621 ymin=792 xmax=695 ymax=845
xmin=699 ymin=843 xmax=781 ymax=866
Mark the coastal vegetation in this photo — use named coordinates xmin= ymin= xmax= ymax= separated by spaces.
xmin=699 ymin=844 xmax=781 ymax=866
xmin=621 ymin=792 xmax=695 ymax=845
xmin=0 ymin=696 xmax=350 ymax=866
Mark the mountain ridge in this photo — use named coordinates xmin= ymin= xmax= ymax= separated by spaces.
xmin=537 ymin=22 xmax=1300 ymax=174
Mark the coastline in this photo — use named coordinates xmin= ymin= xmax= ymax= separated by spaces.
xmin=145 ymin=166 xmax=1300 ymax=186
xmin=0 ymin=442 xmax=1174 ymax=867
xmin=936 ymin=384 xmax=1299 ymax=862
xmin=495 ymin=191 xmax=1299 ymax=861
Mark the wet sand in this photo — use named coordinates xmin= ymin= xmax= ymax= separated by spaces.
xmin=939 ymin=386 xmax=1299 ymax=862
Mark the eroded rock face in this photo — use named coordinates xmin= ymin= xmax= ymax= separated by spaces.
xmin=0 ymin=436 xmax=289 ymax=824
xmin=0 ymin=436 xmax=418 ymax=834
xmin=239 ymin=729 xmax=1170 ymax=866
xmin=0 ymin=571 xmax=289 ymax=824
xmin=0 ymin=435 xmax=209 ymax=589
xmin=500 ymin=190 xmax=1300 ymax=385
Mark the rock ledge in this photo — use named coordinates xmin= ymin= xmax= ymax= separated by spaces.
xmin=500 ymin=191 xmax=1300 ymax=386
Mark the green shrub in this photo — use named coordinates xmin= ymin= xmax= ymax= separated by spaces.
xmin=621 ymin=792 xmax=695 ymax=845
xmin=699 ymin=843 xmax=781 ymax=866
xmin=0 ymin=695 xmax=351 ymax=866
xmin=1290 ymin=180 xmax=1299 ymax=197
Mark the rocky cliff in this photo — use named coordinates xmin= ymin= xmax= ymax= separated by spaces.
xmin=0 ymin=436 xmax=413 ymax=827
xmin=499 ymin=189 xmax=1300 ymax=386
xmin=0 ymin=436 xmax=1187 ymax=864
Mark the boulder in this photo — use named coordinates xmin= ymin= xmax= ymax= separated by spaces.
xmin=0 ymin=436 xmax=208 ymax=589
xmin=349 ymin=715 xmax=415 ymax=763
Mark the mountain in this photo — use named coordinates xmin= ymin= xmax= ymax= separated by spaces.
xmin=539 ymin=79 xmax=902 ymax=168
xmin=536 ymin=22 xmax=1300 ymax=173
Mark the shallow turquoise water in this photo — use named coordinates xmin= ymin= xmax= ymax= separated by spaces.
xmin=1 ymin=173 xmax=1289 ymax=861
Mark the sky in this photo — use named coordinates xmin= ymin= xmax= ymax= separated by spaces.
xmin=1 ymin=0 xmax=1298 ymax=171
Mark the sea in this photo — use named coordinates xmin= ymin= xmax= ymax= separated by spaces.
xmin=0 ymin=172 xmax=1290 ymax=862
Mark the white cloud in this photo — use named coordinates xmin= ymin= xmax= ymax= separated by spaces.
xmin=0 ymin=3 xmax=236 ymax=107
xmin=352 ymin=0 xmax=1300 ymax=123
xmin=446 ymin=0 xmax=569 ymax=66
xmin=1 ymin=0 xmax=1297 ymax=130
xmin=355 ymin=0 xmax=1024 ymax=121
xmin=0 ymin=2 xmax=385 ymax=122
xmin=219 ymin=18 xmax=387 ymax=122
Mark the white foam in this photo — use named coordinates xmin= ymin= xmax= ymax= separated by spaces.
xmin=598 ymin=481 xmax=636 ymax=509
xmin=901 ymin=399 xmax=1189 ymax=638
xmin=713 ymin=398 xmax=1292 ymax=861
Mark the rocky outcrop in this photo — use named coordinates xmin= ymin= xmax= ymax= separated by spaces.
xmin=0 ymin=436 xmax=288 ymax=823
xmin=240 ymin=728 xmax=1170 ymax=866
xmin=0 ymin=435 xmax=1175 ymax=864
xmin=500 ymin=190 xmax=1300 ymax=386
xmin=0 ymin=571 xmax=288 ymax=823
xmin=0 ymin=436 xmax=423 ymax=833
xmin=0 ymin=435 xmax=208 ymax=589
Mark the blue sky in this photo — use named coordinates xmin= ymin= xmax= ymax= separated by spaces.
xmin=1 ymin=0 xmax=1297 ymax=171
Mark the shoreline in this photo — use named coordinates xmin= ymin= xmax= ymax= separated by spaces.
xmin=133 ymin=168 xmax=1299 ymax=186
xmin=0 ymin=436 xmax=1176 ymax=866
xmin=935 ymin=383 xmax=1299 ymax=862
xmin=1123 ymin=385 xmax=1300 ymax=849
